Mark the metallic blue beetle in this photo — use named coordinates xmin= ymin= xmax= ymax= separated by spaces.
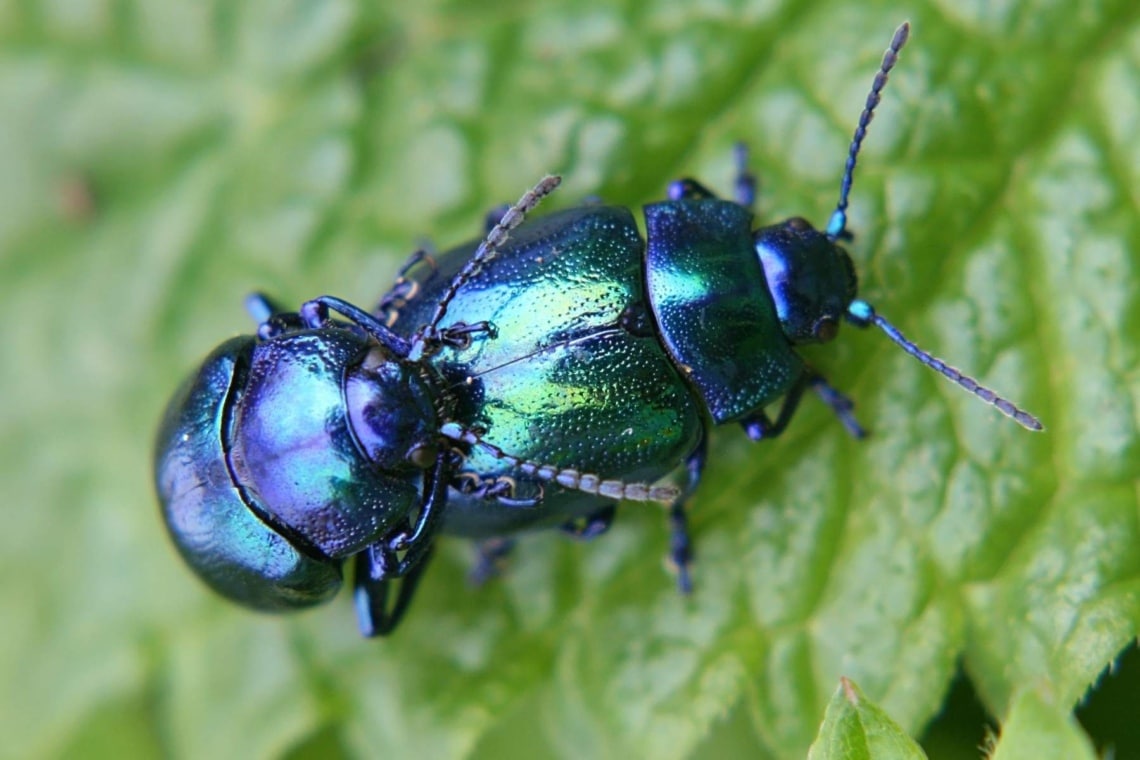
xmin=154 ymin=24 xmax=1041 ymax=636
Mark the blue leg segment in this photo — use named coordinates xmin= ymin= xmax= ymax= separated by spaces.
xmin=352 ymin=453 xmax=450 ymax=636
xmin=742 ymin=372 xmax=866 ymax=441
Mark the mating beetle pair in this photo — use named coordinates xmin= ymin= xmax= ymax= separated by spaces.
xmin=154 ymin=23 xmax=1041 ymax=636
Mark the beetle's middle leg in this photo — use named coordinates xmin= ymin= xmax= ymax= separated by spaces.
xmin=667 ymin=142 xmax=757 ymax=211
xmin=666 ymin=430 xmax=708 ymax=594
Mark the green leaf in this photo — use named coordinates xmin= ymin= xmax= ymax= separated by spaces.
xmin=989 ymin=689 xmax=1097 ymax=760
xmin=807 ymin=678 xmax=928 ymax=760
xmin=2 ymin=0 xmax=1139 ymax=758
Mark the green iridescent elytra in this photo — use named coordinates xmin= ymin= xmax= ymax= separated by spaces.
xmin=386 ymin=205 xmax=706 ymax=537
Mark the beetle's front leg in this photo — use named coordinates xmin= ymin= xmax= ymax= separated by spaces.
xmin=807 ymin=375 xmax=866 ymax=439
xmin=741 ymin=371 xmax=866 ymax=441
xmin=352 ymin=452 xmax=450 ymax=636
xmin=353 ymin=543 xmax=434 ymax=637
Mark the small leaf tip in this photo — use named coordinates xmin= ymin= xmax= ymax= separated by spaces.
xmin=840 ymin=677 xmax=859 ymax=704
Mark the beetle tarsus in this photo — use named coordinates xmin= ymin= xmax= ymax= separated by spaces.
xmin=809 ymin=375 xmax=867 ymax=439
xmin=741 ymin=371 xmax=865 ymax=441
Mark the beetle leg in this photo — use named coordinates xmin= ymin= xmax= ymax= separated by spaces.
xmin=353 ymin=543 xmax=434 ymax=637
xmin=741 ymin=371 xmax=866 ymax=440
xmin=352 ymin=451 xmax=452 ymax=636
xmin=666 ymin=431 xmax=707 ymax=594
xmin=668 ymin=144 xmax=757 ymax=209
xmin=385 ymin=451 xmax=452 ymax=573
xmin=458 ymin=474 xmax=544 ymax=508
xmin=244 ymin=292 xmax=306 ymax=339
xmin=733 ymin=142 xmax=757 ymax=211
xmin=808 ymin=375 xmax=867 ymax=439
xmin=667 ymin=178 xmax=719 ymax=201
xmin=741 ymin=375 xmax=810 ymax=441
xmin=301 ymin=295 xmax=413 ymax=358
xmin=376 ymin=247 xmax=437 ymax=324
xmin=559 ymin=504 xmax=617 ymax=541
xmin=468 ymin=537 xmax=517 ymax=586
xmin=437 ymin=320 xmax=498 ymax=351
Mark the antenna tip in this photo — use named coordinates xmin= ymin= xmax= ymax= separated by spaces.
xmin=893 ymin=22 xmax=911 ymax=48
xmin=1014 ymin=411 xmax=1045 ymax=432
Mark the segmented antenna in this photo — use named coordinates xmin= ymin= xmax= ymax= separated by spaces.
xmin=826 ymin=22 xmax=911 ymax=240
xmin=418 ymin=175 xmax=562 ymax=350
xmin=440 ymin=423 xmax=680 ymax=503
xmin=846 ymin=299 xmax=1043 ymax=431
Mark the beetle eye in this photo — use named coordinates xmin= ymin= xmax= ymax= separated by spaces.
xmin=407 ymin=442 xmax=438 ymax=469
xmin=813 ymin=317 xmax=838 ymax=342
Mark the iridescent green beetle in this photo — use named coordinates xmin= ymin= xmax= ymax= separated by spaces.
xmin=155 ymin=23 xmax=1041 ymax=636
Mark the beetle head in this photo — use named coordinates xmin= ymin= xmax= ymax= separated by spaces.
xmin=755 ymin=216 xmax=857 ymax=345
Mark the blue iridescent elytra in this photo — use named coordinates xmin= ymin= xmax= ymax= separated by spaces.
xmin=153 ymin=22 xmax=1042 ymax=637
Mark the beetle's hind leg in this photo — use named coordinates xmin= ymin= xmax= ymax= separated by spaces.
xmin=468 ymin=505 xmax=616 ymax=587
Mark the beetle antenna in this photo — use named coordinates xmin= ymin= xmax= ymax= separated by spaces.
xmin=826 ymin=22 xmax=910 ymax=240
xmin=419 ymin=175 xmax=562 ymax=348
xmin=439 ymin=422 xmax=680 ymax=503
xmin=846 ymin=299 xmax=1043 ymax=431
